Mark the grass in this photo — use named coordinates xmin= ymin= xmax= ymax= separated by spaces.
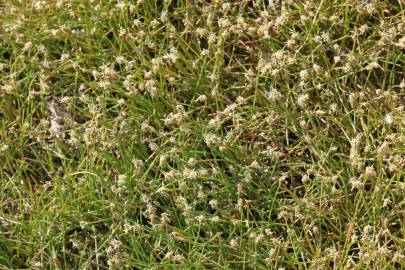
xmin=0 ymin=0 xmax=404 ymax=269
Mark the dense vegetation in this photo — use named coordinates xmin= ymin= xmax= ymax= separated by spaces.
xmin=0 ymin=0 xmax=404 ymax=269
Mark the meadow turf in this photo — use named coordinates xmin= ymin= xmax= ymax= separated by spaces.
xmin=0 ymin=0 xmax=404 ymax=269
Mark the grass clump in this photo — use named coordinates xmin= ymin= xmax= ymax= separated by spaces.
xmin=0 ymin=0 xmax=404 ymax=269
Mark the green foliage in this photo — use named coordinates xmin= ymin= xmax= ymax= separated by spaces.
xmin=0 ymin=0 xmax=404 ymax=269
